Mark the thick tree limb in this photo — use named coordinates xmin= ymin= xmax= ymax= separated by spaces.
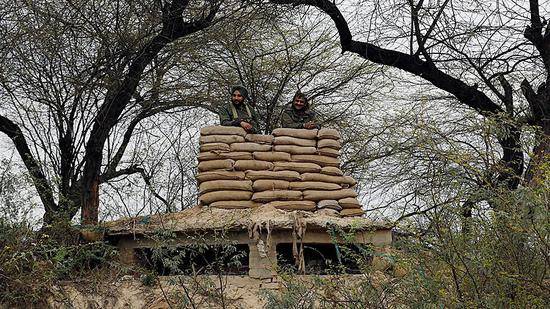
xmin=100 ymin=165 xmax=144 ymax=182
xmin=521 ymin=2 xmax=550 ymax=186
xmin=496 ymin=127 xmax=524 ymax=190
xmin=521 ymin=80 xmax=550 ymax=186
xmin=526 ymin=0 xmax=550 ymax=73
xmin=521 ymin=79 xmax=548 ymax=123
xmin=80 ymin=1 xmax=220 ymax=224
xmin=271 ymin=0 xmax=503 ymax=116
xmin=498 ymin=75 xmax=513 ymax=115
xmin=271 ymin=0 xmax=526 ymax=191
xmin=0 ymin=115 xmax=58 ymax=222
xmin=526 ymin=0 xmax=544 ymax=46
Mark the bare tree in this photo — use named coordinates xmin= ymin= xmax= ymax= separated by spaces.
xmin=0 ymin=0 xmax=378 ymax=226
xmin=0 ymin=0 xmax=223 ymax=225
xmin=270 ymin=0 xmax=550 ymax=196
xmin=97 ymin=5 xmax=382 ymax=217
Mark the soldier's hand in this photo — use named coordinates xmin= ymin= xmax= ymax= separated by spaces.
xmin=304 ymin=122 xmax=316 ymax=129
xmin=240 ymin=121 xmax=253 ymax=131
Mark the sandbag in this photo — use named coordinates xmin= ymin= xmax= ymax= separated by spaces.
xmin=320 ymin=166 xmax=344 ymax=176
xmin=318 ymin=147 xmax=340 ymax=158
xmin=301 ymin=173 xmax=357 ymax=186
xmin=272 ymin=128 xmax=318 ymax=139
xmin=197 ymin=159 xmax=234 ymax=172
xmin=234 ymin=160 xmax=274 ymax=171
xmin=200 ymin=126 xmax=246 ymax=136
xmin=317 ymin=128 xmax=341 ymax=140
xmin=340 ymin=208 xmax=365 ymax=217
xmin=264 ymin=200 xmax=316 ymax=211
xmin=199 ymin=190 xmax=253 ymax=204
xmin=246 ymin=170 xmax=301 ymax=181
xmin=196 ymin=171 xmax=245 ymax=183
xmin=200 ymin=135 xmax=245 ymax=144
xmin=291 ymin=155 xmax=341 ymax=167
xmin=318 ymin=139 xmax=341 ymax=150
xmin=198 ymin=151 xmax=252 ymax=161
xmin=252 ymin=190 xmax=302 ymax=202
xmin=245 ymin=134 xmax=273 ymax=144
xmin=210 ymin=200 xmax=260 ymax=209
xmin=274 ymin=136 xmax=316 ymax=147
xmin=316 ymin=208 xmax=340 ymax=216
xmin=338 ymin=197 xmax=362 ymax=209
xmin=289 ymin=182 xmax=342 ymax=191
xmin=343 ymin=176 xmax=357 ymax=186
xmin=273 ymin=145 xmax=318 ymax=155
xmin=301 ymin=173 xmax=348 ymax=184
xmin=317 ymin=200 xmax=342 ymax=211
xmin=199 ymin=180 xmax=252 ymax=194
xmin=273 ymin=162 xmax=321 ymax=173
xmin=253 ymin=179 xmax=290 ymax=191
xmin=200 ymin=143 xmax=230 ymax=152
xmin=302 ymin=189 xmax=358 ymax=201
xmin=230 ymin=142 xmax=272 ymax=152
xmin=253 ymin=151 xmax=291 ymax=162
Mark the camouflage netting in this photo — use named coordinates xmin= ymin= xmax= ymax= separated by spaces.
xmin=197 ymin=126 xmax=364 ymax=217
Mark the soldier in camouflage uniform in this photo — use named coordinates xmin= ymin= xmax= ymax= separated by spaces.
xmin=280 ymin=91 xmax=320 ymax=129
xmin=218 ymin=85 xmax=260 ymax=133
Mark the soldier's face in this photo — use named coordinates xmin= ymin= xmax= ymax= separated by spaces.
xmin=232 ymin=90 xmax=244 ymax=105
xmin=294 ymin=96 xmax=305 ymax=110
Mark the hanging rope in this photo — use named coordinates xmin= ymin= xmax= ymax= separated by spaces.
xmin=291 ymin=212 xmax=307 ymax=273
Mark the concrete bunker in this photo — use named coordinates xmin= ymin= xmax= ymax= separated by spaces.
xmin=106 ymin=206 xmax=392 ymax=279
xmin=103 ymin=127 xmax=393 ymax=301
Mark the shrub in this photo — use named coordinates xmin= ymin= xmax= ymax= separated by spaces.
xmin=0 ymin=220 xmax=117 ymax=306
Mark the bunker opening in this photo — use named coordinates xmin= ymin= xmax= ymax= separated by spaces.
xmin=136 ymin=244 xmax=250 ymax=276
xmin=276 ymin=243 xmax=373 ymax=275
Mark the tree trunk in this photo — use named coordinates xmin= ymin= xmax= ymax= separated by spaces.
xmin=80 ymin=134 xmax=105 ymax=226
xmin=81 ymin=177 xmax=99 ymax=225
xmin=77 ymin=2 xmax=219 ymax=225
xmin=526 ymin=120 xmax=550 ymax=186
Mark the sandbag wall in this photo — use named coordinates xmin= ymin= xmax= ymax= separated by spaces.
xmin=196 ymin=126 xmax=364 ymax=217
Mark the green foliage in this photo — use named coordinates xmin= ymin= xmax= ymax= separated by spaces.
xmin=264 ymin=228 xmax=392 ymax=309
xmin=0 ymin=220 xmax=118 ymax=306
xmin=145 ymin=229 xmax=246 ymax=276
xmin=142 ymin=229 xmax=246 ymax=308
xmin=264 ymin=265 xmax=395 ymax=309
xmin=397 ymin=186 xmax=550 ymax=308
xmin=140 ymin=271 xmax=157 ymax=287
xmin=263 ymin=185 xmax=549 ymax=308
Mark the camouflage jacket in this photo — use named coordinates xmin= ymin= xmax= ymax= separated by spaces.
xmin=280 ymin=103 xmax=320 ymax=129
xmin=218 ymin=102 xmax=260 ymax=133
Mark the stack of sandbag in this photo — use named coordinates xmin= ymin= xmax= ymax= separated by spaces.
xmin=197 ymin=126 xmax=271 ymax=209
xmin=269 ymin=128 xmax=360 ymax=216
xmin=196 ymin=126 xmax=365 ymax=217
xmin=338 ymin=197 xmax=365 ymax=217
xmin=311 ymin=128 xmax=363 ymax=216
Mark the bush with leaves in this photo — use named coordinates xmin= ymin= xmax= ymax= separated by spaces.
xmin=0 ymin=220 xmax=118 ymax=306
xmin=264 ymin=183 xmax=549 ymax=308
xmin=139 ymin=229 xmax=247 ymax=308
